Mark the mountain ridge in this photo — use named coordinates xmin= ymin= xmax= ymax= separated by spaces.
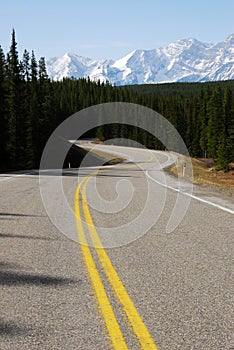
xmin=46 ymin=34 xmax=234 ymax=85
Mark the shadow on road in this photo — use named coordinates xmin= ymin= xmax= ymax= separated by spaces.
xmin=0 ymin=320 xmax=26 ymax=336
xmin=1 ymin=164 xmax=144 ymax=179
xmin=0 ymin=262 xmax=77 ymax=286
xmin=0 ymin=270 xmax=77 ymax=286
xmin=0 ymin=212 xmax=45 ymax=218
xmin=0 ymin=232 xmax=56 ymax=240
xmin=38 ymin=168 xmax=140 ymax=176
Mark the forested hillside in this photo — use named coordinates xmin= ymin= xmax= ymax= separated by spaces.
xmin=0 ymin=31 xmax=233 ymax=171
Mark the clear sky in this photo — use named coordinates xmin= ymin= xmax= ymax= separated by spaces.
xmin=0 ymin=0 xmax=233 ymax=60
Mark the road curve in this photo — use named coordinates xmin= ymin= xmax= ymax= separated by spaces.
xmin=0 ymin=144 xmax=233 ymax=349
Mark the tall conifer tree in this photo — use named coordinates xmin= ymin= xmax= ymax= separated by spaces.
xmin=6 ymin=29 xmax=25 ymax=168
xmin=0 ymin=46 xmax=7 ymax=168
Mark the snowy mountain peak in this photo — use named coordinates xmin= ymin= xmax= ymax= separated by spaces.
xmin=46 ymin=35 xmax=234 ymax=84
xmin=226 ymin=33 xmax=234 ymax=43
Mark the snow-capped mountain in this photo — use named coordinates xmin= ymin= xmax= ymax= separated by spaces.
xmin=46 ymin=34 xmax=234 ymax=85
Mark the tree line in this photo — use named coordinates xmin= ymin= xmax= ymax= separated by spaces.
xmin=0 ymin=30 xmax=233 ymax=171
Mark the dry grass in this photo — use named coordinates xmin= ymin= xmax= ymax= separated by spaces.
xmin=82 ymin=147 xmax=125 ymax=165
xmin=170 ymin=155 xmax=234 ymax=191
xmin=90 ymin=140 xmax=102 ymax=144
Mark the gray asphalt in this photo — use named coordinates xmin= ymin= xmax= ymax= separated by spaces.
xmin=0 ymin=145 xmax=233 ymax=349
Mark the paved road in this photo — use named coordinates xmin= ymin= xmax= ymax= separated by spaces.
xmin=0 ymin=145 xmax=233 ymax=349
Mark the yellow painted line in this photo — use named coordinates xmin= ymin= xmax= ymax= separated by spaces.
xmin=74 ymin=181 xmax=128 ymax=350
xmin=82 ymin=175 xmax=159 ymax=350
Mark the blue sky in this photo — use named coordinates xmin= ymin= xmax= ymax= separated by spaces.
xmin=0 ymin=0 xmax=233 ymax=60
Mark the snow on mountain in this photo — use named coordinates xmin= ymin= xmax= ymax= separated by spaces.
xmin=46 ymin=34 xmax=234 ymax=85
xmin=46 ymin=53 xmax=113 ymax=81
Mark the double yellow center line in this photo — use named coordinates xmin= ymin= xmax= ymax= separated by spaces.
xmin=74 ymin=159 xmax=158 ymax=349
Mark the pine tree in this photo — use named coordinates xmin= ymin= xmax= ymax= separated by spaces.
xmin=29 ymin=50 xmax=40 ymax=167
xmin=0 ymin=46 xmax=8 ymax=169
xmin=21 ymin=50 xmax=33 ymax=168
xmin=38 ymin=57 xmax=53 ymax=150
xmin=223 ymin=86 xmax=234 ymax=163
xmin=22 ymin=49 xmax=30 ymax=81
xmin=6 ymin=29 xmax=25 ymax=169
xmin=216 ymin=135 xmax=229 ymax=171
xmin=207 ymin=86 xmax=223 ymax=158
xmin=199 ymin=88 xmax=211 ymax=158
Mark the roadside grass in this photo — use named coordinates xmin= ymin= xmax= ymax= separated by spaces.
xmin=82 ymin=147 xmax=125 ymax=165
xmin=170 ymin=156 xmax=234 ymax=191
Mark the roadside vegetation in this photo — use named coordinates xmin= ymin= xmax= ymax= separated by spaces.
xmin=170 ymin=156 xmax=234 ymax=190
xmin=0 ymin=30 xmax=233 ymax=174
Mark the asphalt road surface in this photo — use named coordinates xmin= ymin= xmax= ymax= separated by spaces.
xmin=0 ymin=144 xmax=233 ymax=350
